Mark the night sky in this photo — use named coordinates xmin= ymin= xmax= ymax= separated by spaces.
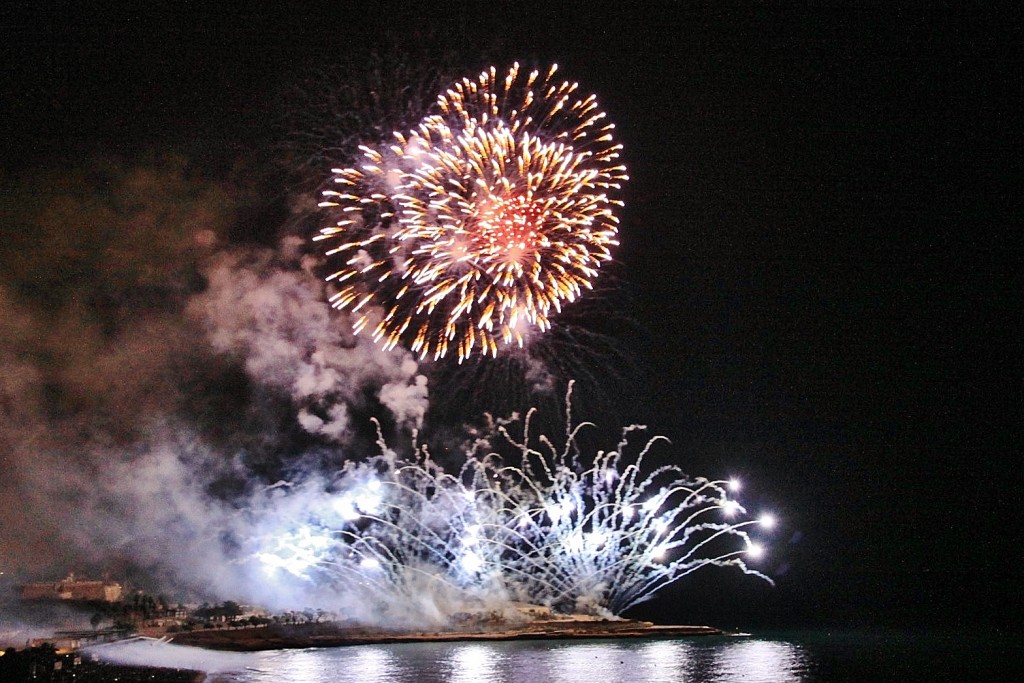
xmin=1 ymin=4 xmax=1019 ymax=631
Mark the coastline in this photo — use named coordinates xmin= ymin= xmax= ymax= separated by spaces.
xmin=168 ymin=619 xmax=724 ymax=652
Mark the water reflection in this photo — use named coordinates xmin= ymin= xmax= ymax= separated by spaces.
xmin=345 ymin=646 xmax=399 ymax=681
xmin=220 ymin=636 xmax=811 ymax=682
xmin=710 ymin=639 xmax=809 ymax=682
xmin=250 ymin=644 xmax=399 ymax=683
xmin=267 ymin=649 xmax=327 ymax=683
xmin=545 ymin=642 xmax=633 ymax=683
xmin=639 ymin=639 xmax=693 ymax=680
xmin=447 ymin=643 xmax=501 ymax=683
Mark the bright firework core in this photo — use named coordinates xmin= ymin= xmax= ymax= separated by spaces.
xmin=470 ymin=194 xmax=544 ymax=264
xmin=317 ymin=63 xmax=627 ymax=361
xmin=249 ymin=387 xmax=774 ymax=622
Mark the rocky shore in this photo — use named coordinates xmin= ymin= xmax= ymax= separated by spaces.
xmin=170 ymin=619 xmax=723 ymax=652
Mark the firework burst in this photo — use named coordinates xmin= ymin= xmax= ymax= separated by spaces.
xmin=316 ymin=63 xmax=627 ymax=362
xmin=251 ymin=386 xmax=774 ymax=620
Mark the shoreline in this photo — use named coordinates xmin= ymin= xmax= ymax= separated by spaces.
xmin=168 ymin=619 xmax=725 ymax=652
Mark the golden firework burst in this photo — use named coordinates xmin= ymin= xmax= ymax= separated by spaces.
xmin=317 ymin=64 xmax=627 ymax=362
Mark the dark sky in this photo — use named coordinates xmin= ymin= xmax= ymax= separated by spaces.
xmin=1 ymin=4 xmax=1019 ymax=629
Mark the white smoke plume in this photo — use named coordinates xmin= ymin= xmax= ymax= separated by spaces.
xmin=0 ymin=155 xmax=432 ymax=628
xmin=189 ymin=248 xmax=429 ymax=439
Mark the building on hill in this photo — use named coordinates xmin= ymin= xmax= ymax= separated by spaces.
xmin=20 ymin=573 xmax=123 ymax=602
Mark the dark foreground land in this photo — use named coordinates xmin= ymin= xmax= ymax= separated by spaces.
xmin=170 ymin=619 xmax=723 ymax=651
xmin=0 ymin=645 xmax=203 ymax=682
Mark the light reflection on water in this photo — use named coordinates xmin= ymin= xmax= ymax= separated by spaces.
xmin=447 ymin=644 xmax=501 ymax=683
xmin=226 ymin=636 xmax=810 ymax=683
xmin=709 ymin=639 xmax=808 ymax=682
xmin=640 ymin=640 xmax=693 ymax=677
xmin=337 ymin=646 xmax=398 ymax=682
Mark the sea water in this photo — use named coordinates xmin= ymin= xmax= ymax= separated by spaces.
xmin=93 ymin=630 xmax=1021 ymax=682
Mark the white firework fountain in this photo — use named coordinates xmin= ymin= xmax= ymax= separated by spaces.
xmin=251 ymin=385 xmax=775 ymax=623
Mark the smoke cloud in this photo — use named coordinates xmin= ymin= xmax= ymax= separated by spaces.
xmin=189 ymin=247 xmax=429 ymax=439
xmin=0 ymin=155 xmax=432 ymax=630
